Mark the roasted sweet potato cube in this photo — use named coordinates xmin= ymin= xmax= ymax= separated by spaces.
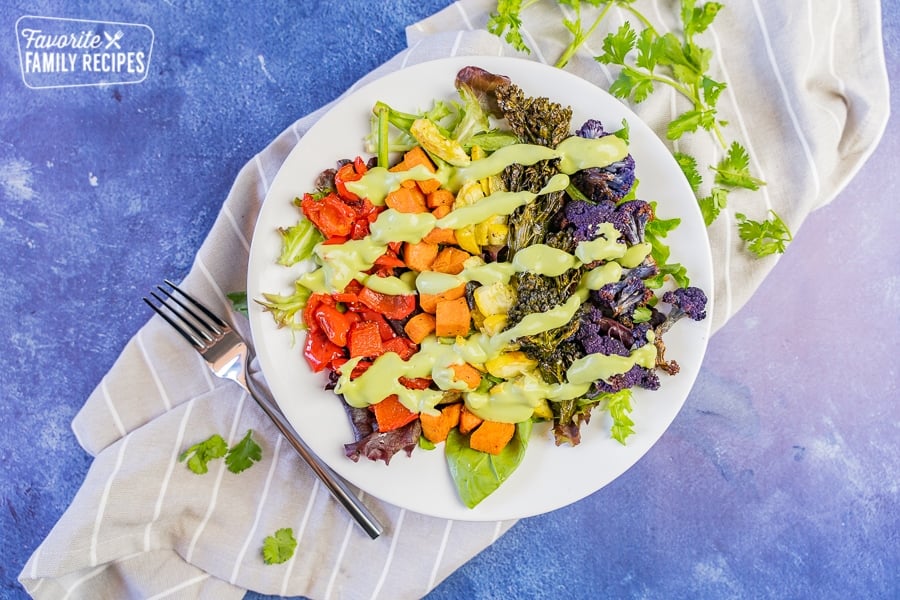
xmin=420 ymin=402 xmax=462 ymax=443
xmin=469 ymin=420 xmax=515 ymax=455
xmin=435 ymin=296 xmax=471 ymax=337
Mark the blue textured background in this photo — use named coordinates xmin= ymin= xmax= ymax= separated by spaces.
xmin=1 ymin=2 xmax=897 ymax=599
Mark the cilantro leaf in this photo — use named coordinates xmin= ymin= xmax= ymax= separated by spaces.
xmin=613 ymin=118 xmax=630 ymax=144
xmin=635 ymin=27 xmax=661 ymax=71
xmin=179 ymin=434 xmax=228 ymax=475
xmin=609 ymin=66 xmax=655 ymax=103
xmin=684 ymin=1 xmax=724 ymax=38
xmin=226 ymin=429 xmax=263 ymax=474
xmin=736 ymin=210 xmax=793 ymax=257
xmin=667 ymin=108 xmax=716 ymax=140
xmin=632 ymin=305 xmax=653 ymax=323
xmin=645 ymin=205 xmax=689 ymax=287
xmin=262 ymin=528 xmax=297 ymax=565
xmin=597 ymin=21 xmax=637 ymax=65
xmin=713 ymin=141 xmax=765 ymax=190
xmin=701 ymin=76 xmax=726 ymax=108
xmin=487 ymin=0 xmax=529 ymax=54
xmin=227 ymin=291 xmax=248 ymax=317
xmin=674 ymin=152 xmax=702 ymax=192
xmin=698 ymin=186 xmax=729 ymax=226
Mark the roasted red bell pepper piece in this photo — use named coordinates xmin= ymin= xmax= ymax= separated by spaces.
xmin=302 ymin=293 xmax=334 ymax=332
xmin=373 ymin=251 xmax=406 ymax=269
xmin=333 ymin=280 xmax=362 ymax=305
xmin=300 ymin=192 xmax=357 ymax=238
xmin=348 ymin=320 xmax=383 ymax=358
xmin=303 ymin=329 xmax=344 ymax=372
xmin=334 ymin=162 xmax=362 ymax=201
xmin=314 ymin=303 xmax=351 ymax=347
xmin=358 ymin=309 xmax=395 ymax=341
xmin=357 ymin=287 xmax=416 ymax=320
xmin=382 ymin=336 xmax=418 ymax=360
xmin=352 ymin=155 xmax=368 ymax=175
xmin=349 ymin=219 xmax=370 ymax=240
xmin=399 ymin=376 xmax=432 ymax=390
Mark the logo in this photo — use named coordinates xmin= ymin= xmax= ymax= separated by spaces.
xmin=16 ymin=15 xmax=154 ymax=89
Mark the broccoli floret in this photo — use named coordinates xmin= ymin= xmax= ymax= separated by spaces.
xmin=544 ymin=227 xmax=577 ymax=254
xmin=496 ymin=83 xmax=573 ymax=149
xmin=609 ymin=199 xmax=654 ymax=245
xmin=533 ymin=338 xmax=582 ymax=385
xmin=561 ymin=198 xmax=616 ymax=242
xmin=507 ymin=272 xmax=568 ymax=324
xmin=593 ymin=275 xmax=651 ymax=319
xmin=507 ymin=272 xmax=583 ymax=383
xmin=658 ymin=286 xmax=708 ymax=334
xmin=496 ymin=81 xmax=573 ymax=252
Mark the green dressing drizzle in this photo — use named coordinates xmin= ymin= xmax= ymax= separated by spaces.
xmin=318 ymin=133 xmax=642 ymax=421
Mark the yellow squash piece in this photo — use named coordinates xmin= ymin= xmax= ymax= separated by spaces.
xmin=410 ymin=119 xmax=471 ymax=167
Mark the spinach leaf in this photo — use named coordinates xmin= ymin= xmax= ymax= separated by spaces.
xmin=445 ymin=420 xmax=533 ymax=508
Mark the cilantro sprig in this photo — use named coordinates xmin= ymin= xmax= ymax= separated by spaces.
xmin=179 ymin=429 xmax=263 ymax=475
xmin=262 ymin=527 xmax=298 ymax=565
xmin=488 ymin=0 xmax=792 ymax=258
xmin=226 ymin=429 xmax=263 ymax=473
xmin=736 ymin=210 xmax=793 ymax=257
xmin=179 ymin=434 xmax=228 ymax=475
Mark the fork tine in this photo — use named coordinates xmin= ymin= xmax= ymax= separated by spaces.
xmin=163 ymin=279 xmax=230 ymax=331
xmin=143 ymin=294 xmax=204 ymax=349
xmin=153 ymin=286 xmax=219 ymax=342
xmin=150 ymin=288 xmax=218 ymax=345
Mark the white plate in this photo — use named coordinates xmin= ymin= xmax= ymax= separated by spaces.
xmin=247 ymin=56 xmax=713 ymax=521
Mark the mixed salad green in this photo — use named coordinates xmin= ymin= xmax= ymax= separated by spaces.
xmin=260 ymin=66 xmax=707 ymax=508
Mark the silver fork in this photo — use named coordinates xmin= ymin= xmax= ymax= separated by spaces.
xmin=144 ymin=279 xmax=383 ymax=539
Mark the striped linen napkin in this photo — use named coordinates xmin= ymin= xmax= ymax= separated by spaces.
xmin=19 ymin=1 xmax=888 ymax=598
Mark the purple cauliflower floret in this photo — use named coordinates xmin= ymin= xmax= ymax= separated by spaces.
xmin=609 ymin=199 xmax=654 ymax=245
xmin=629 ymin=322 xmax=653 ymax=348
xmin=576 ymin=118 xmax=608 ymax=139
xmin=570 ymin=155 xmax=636 ymax=204
xmin=628 ymin=259 xmax=659 ymax=281
xmin=569 ymin=119 xmax=637 ymax=203
xmin=659 ymin=286 xmax=708 ymax=334
xmin=562 ymin=198 xmax=616 ymax=242
xmin=576 ymin=302 xmax=647 ymax=352
xmin=594 ymin=364 xmax=661 ymax=394
xmin=579 ymin=330 xmax=630 ymax=357
xmin=593 ymin=275 xmax=651 ymax=319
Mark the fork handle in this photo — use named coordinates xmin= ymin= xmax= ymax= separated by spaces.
xmin=244 ymin=375 xmax=385 ymax=539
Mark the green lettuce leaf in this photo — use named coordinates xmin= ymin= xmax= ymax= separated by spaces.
xmin=445 ymin=420 xmax=533 ymax=509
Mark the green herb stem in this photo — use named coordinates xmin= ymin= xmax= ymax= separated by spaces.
xmin=555 ymin=2 xmax=615 ymax=69
xmin=621 ymin=4 xmax=659 ymax=36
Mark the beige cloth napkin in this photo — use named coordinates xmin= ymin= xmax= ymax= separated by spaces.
xmin=19 ymin=1 xmax=888 ymax=598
